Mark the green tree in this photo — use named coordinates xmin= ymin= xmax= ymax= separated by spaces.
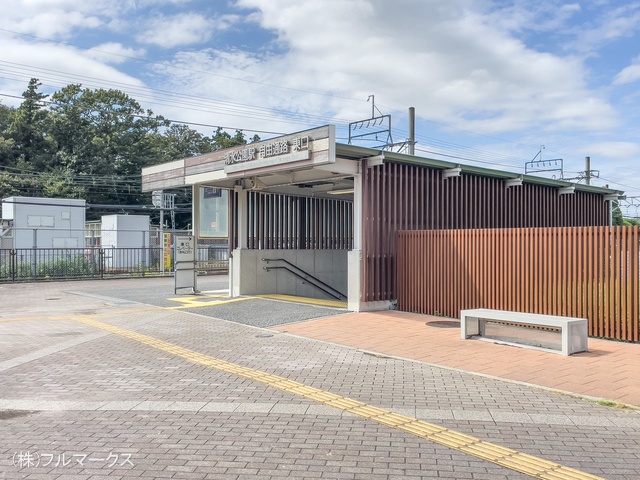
xmin=49 ymin=85 xmax=169 ymax=175
xmin=210 ymin=127 xmax=258 ymax=151
xmin=0 ymin=103 xmax=15 ymax=165
xmin=48 ymin=85 xmax=170 ymax=210
xmin=7 ymin=78 xmax=51 ymax=169
xmin=612 ymin=201 xmax=624 ymax=226
xmin=40 ymin=167 xmax=85 ymax=198
xmin=623 ymin=217 xmax=640 ymax=226
xmin=0 ymin=79 xmax=261 ymax=227
xmin=0 ymin=172 xmax=42 ymax=198
xmin=156 ymin=124 xmax=213 ymax=161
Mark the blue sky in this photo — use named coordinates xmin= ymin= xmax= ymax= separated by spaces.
xmin=1 ymin=1 xmax=639 ymax=210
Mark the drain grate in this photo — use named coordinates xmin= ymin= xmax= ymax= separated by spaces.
xmin=425 ymin=320 xmax=460 ymax=328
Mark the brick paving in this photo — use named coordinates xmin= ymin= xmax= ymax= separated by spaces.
xmin=1 ymin=277 xmax=639 ymax=479
xmin=273 ymin=310 xmax=640 ymax=406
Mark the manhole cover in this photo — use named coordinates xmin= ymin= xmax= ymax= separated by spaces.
xmin=426 ymin=321 xmax=460 ymax=328
xmin=0 ymin=410 xmax=34 ymax=420
xmin=256 ymin=333 xmax=274 ymax=338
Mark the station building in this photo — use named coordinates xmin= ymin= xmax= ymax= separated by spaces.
xmin=142 ymin=125 xmax=621 ymax=312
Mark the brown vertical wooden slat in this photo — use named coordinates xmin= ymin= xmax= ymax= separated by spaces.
xmin=398 ymin=232 xmax=403 ymax=308
xmin=605 ymin=225 xmax=611 ymax=337
xmin=397 ymin=231 xmax=403 ymax=309
xmin=425 ymin=230 xmax=431 ymax=314
xmin=588 ymin=227 xmax=596 ymax=336
xmin=579 ymin=227 xmax=586 ymax=320
xmin=571 ymin=228 xmax=577 ymax=316
xmin=501 ymin=228 xmax=508 ymax=310
xmin=374 ymin=166 xmax=381 ymax=301
xmin=616 ymin=227 xmax=623 ymax=339
xmin=451 ymin=228 xmax=457 ymax=315
xmin=597 ymin=226 xmax=605 ymax=337
xmin=488 ymin=228 xmax=495 ymax=309
xmin=421 ymin=230 xmax=426 ymax=314
xmin=631 ymin=227 xmax=638 ymax=341
xmin=578 ymin=227 xmax=584 ymax=317
xmin=615 ymin=227 xmax=629 ymax=338
xmin=625 ymin=227 xmax=632 ymax=340
xmin=633 ymin=226 xmax=639 ymax=342
xmin=544 ymin=228 xmax=556 ymax=314
xmin=619 ymin=228 xmax=626 ymax=340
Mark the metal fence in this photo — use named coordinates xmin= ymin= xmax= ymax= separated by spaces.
xmin=0 ymin=226 xmax=230 ymax=282
xmin=0 ymin=247 xmax=161 ymax=281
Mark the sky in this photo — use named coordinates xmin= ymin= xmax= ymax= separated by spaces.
xmin=1 ymin=0 xmax=639 ymax=211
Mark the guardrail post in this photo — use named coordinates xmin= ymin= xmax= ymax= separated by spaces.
xmin=99 ymin=249 xmax=105 ymax=279
xmin=141 ymin=232 xmax=147 ymax=276
xmin=10 ymin=249 xmax=17 ymax=282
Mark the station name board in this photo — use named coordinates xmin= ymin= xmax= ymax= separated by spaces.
xmin=224 ymin=135 xmax=309 ymax=166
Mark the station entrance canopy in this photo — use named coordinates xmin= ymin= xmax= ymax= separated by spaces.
xmin=142 ymin=125 xmax=368 ymax=310
xmin=142 ymin=125 xmax=622 ymax=313
xmin=141 ymin=126 xmax=358 ymax=200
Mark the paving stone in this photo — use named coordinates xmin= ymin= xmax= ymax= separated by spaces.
xmin=0 ymin=278 xmax=638 ymax=479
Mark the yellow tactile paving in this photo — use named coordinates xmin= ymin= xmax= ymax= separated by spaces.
xmin=0 ymin=308 xmax=158 ymax=324
xmin=167 ymin=294 xmax=226 ymax=304
xmin=257 ymin=294 xmax=347 ymax=309
xmin=0 ymin=317 xmax=52 ymax=323
xmin=165 ymin=296 xmax=254 ymax=309
xmin=71 ymin=316 xmax=605 ymax=480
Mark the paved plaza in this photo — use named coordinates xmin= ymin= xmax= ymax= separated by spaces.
xmin=1 ymin=276 xmax=639 ymax=479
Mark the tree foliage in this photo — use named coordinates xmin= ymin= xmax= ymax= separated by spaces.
xmin=612 ymin=201 xmax=624 ymax=226
xmin=0 ymin=79 xmax=259 ymax=226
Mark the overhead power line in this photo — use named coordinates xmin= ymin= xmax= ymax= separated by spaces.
xmin=1 ymin=30 xmax=636 ymax=191
xmin=0 ymin=92 xmax=285 ymax=136
xmin=0 ymin=198 xmax=191 ymax=212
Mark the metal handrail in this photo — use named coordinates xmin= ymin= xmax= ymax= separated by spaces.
xmin=262 ymin=258 xmax=347 ymax=300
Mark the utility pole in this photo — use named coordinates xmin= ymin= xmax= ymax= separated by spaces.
xmin=582 ymin=156 xmax=599 ymax=185
xmin=408 ymin=107 xmax=415 ymax=155
xmin=563 ymin=156 xmax=599 ymax=184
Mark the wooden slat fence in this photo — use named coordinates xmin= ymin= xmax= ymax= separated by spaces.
xmin=397 ymin=227 xmax=639 ymax=342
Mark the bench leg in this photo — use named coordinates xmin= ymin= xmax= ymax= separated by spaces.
xmin=460 ymin=314 xmax=480 ymax=340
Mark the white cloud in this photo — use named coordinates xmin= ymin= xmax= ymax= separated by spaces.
xmin=582 ymin=141 xmax=640 ymax=160
xmin=614 ymin=57 xmax=640 ymax=85
xmin=157 ymin=0 xmax=616 ymax=135
xmin=0 ymin=1 xmax=199 ymax=39
xmin=136 ymin=13 xmax=236 ymax=48
xmin=484 ymin=1 xmax=581 ymax=35
xmin=0 ymin=1 xmax=131 ymax=38
xmin=566 ymin=2 xmax=640 ymax=54
xmin=86 ymin=43 xmax=147 ymax=65
xmin=0 ymin=37 xmax=148 ymax=104
xmin=1 ymin=9 xmax=102 ymax=38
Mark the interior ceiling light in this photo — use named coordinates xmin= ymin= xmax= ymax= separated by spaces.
xmin=296 ymin=181 xmax=334 ymax=189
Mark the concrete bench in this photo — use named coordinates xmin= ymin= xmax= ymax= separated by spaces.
xmin=460 ymin=308 xmax=588 ymax=356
